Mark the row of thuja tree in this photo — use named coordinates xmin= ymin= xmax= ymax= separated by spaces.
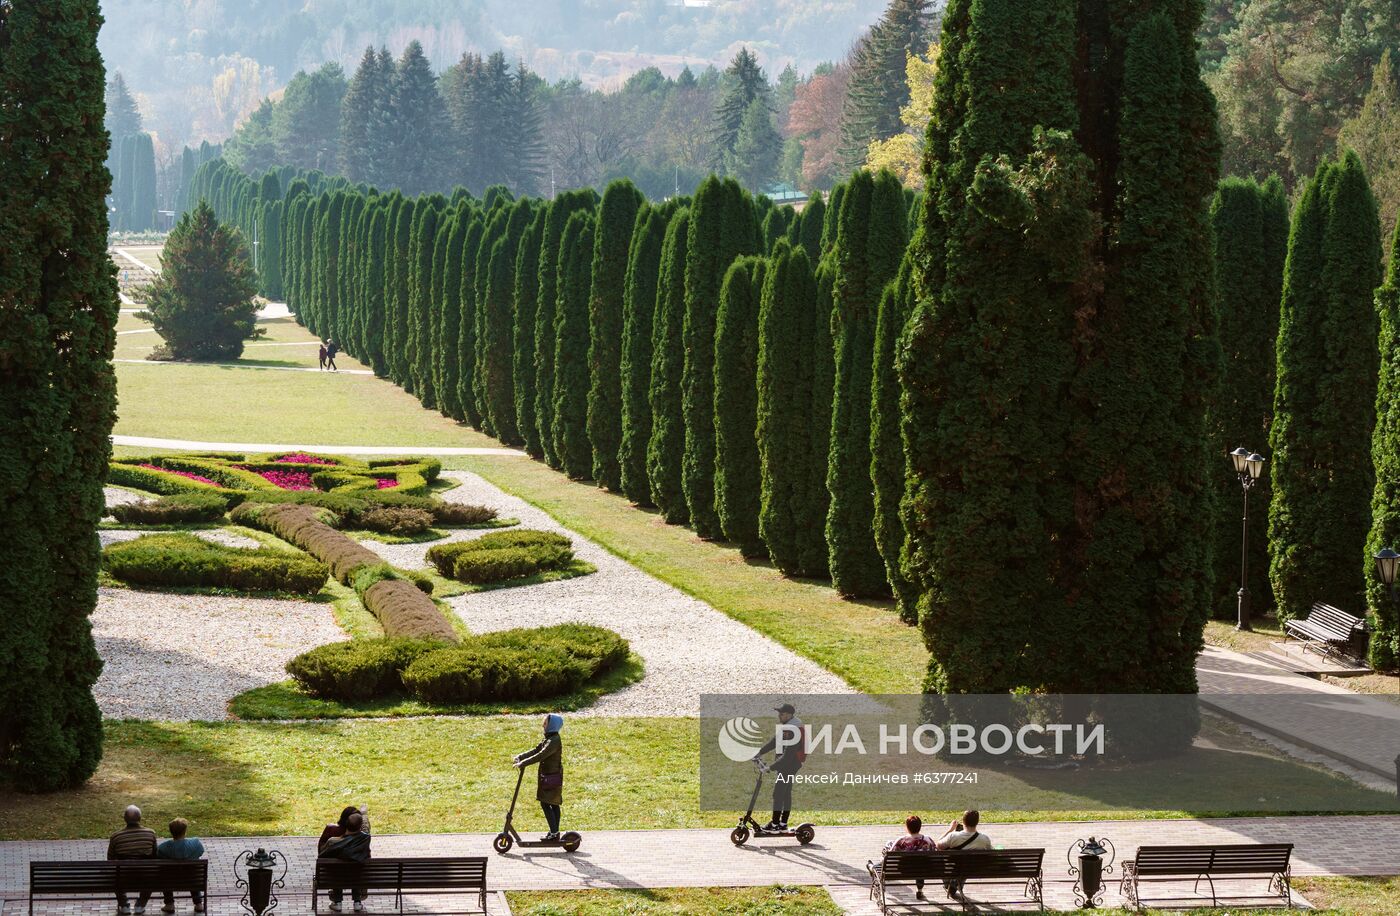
xmin=187 ymin=0 xmax=1400 ymax=687
xmin=190 ymin=153 xmax=922 ymax=601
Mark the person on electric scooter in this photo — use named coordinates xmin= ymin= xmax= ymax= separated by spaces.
xmin=752 ymin=703 xmax=806 ymax=832
xmin=513 ymin=713 xmax=565 ymax=842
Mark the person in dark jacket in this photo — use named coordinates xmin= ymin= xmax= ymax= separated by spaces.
xmin=325 ymin=339 xmax=339 ymax=372
xmin=319 ymin=812 xmax=370 ymax=912
xmin=513 ymin=713 xmax=565 ymax=840
xmin=753 ymin=703 xmax=805 ymax=831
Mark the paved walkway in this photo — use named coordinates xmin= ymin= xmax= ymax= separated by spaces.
xmin=1197 ymin=646 xmax=1400 ymax=781
xmin=3 ymin=817 xmax=1393 ymax=914
xmin=111 ymin=436 xmax=524 ymax=457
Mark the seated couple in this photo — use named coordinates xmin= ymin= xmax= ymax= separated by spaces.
xmin=883 ymin=809 xmax=992 ymax=901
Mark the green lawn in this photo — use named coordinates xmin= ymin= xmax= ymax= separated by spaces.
xmin=0 ymin=714 xmax=1388 ymax=840
xmin=506 ymin=886 xmax=840 ymax=916
xmin=453 ymin=454 xmax=928 ymax=694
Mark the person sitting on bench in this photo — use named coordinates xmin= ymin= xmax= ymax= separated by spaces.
xmin=319 ymin=812 xmax=371 ymax=912
xmin=108 ymin=805 xmax=157 ymax=915
xmin=935 ymin=809 xmax=992 ymax=899
xmin=156 ymin=818 xmax=205 ymax=914
xmin=884 ymin=814 xmax=936 ymax=900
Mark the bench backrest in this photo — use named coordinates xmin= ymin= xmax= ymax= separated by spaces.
xmin=1306 ymin=604 xmax=1365 ymax=637
xmin=31 ymin=861 xmax=207 ymax=895
xmin=315 ymin=857 xmax=487 ymax=890
xmin=1133 ymin=844 xmax=1292 ymax=876
xmin=881 ymin=849 xmax=1043 ymax=881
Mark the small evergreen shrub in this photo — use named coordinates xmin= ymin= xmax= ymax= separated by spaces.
xmin=423 ymin=501 xmax=498 ymax=527
xmin=102 ymin=533 xmax=329 ymax=594
xmin=401 ymin=645 xmax=589 ymax=703
xmin=356 ymin=506 xmax=435 ymax=536
xmin=286 ymin=638 xmax=441 ymax=701
xmin=426 ymin=530 xmax=573 ymax=584
xmin=109 ymin=493 xmax=231 ymax=525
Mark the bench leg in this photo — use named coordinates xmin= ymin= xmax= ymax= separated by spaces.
xmin=1270 ymin=869 xmax=1292 ymax=908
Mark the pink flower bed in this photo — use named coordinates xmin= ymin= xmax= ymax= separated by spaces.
xmin=248 ymin=468 xmax=316 ymax=490
xmin=139 ymin=463 xmax=217 ymax=486
xmin=375 ymin=477 xmax=399 ymax=489
xmin=272 ymin=453 xmax=337 ymax=465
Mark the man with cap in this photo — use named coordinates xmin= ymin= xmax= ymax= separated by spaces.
xmin=752 ymin=703 xmax=806 ymax=832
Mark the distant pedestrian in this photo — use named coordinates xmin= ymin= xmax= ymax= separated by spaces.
xmin=326 ymin=339 xmax=339 ymax=372
xmin=318 ymin=341 xmax=328 ymax=370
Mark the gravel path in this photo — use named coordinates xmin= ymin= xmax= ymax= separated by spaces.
xmin=357 ymin=471 xmax=855 ymax=716
xmin=99 ymin=528 xmax=263 ymax=549
xmin=92 ymin=587 xmax=345 ymax=720
xmin=103 ymin=486 xmax=145 ymax=509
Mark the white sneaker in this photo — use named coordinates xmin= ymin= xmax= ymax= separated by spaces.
xmin=353 ymin=903 xmax=365 ymax=913
xmin=328 ymin=903 xmax=342 ymax=912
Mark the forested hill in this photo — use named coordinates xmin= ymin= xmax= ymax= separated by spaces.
xmin=98 ymin=0 xmax=882 ymax=140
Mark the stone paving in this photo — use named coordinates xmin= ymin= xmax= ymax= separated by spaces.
xmin=4 ymin=817 xmax=1394 ymax=914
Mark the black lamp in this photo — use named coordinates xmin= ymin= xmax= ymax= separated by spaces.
xmin=1068 ymin=835 xmax=1115 ymax=908
xmin=1228 ymin=447 xmax=1266 ymax=632
xmin=234 ymin=848 xmax=286 ymax=916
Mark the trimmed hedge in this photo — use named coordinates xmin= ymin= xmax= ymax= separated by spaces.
xmin=108 ymin=463 xmax=232 ymax=496
xmin=109 ymin=493 xmax=230 ymax=525
xmin=401 ymin=624 xmax=629 ymax=703
xmin=286 ymin=637 xmax=442 ymax=701
xmin=232 ymin=502 xmax=383 ymax=580
xmin=356 ymin=506 xmax=434 ymax=536
xmin=426 ymin=530 xmax=573 ymax=584
xmin=102 ymin=533 xmax=329 ymax=594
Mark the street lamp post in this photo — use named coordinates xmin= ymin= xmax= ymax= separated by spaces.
xmin=1229 ymin=447 xmax=1266 ymax=632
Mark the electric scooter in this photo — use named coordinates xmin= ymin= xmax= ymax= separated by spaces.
xmin=729 ymin=758 xmax=815 ymax=846
xmin=492 ymin=765 xmax=582 ymax=854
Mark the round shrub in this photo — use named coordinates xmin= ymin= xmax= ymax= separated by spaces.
xmin=286 ymin=637 xmax=443 ymax=701
xmin=102 ymin=533 xmax=330 ymax=594
xmin=356 ymin=506 xmax=435 ymax=536
xmin=110 ymin=492 xmax=231 ymax=525
xmin=427 ymin=530 xmax=574 ymax=584
xmin=400 ymin=645 xmax=590 ymax=703
xmin=424 ymin=502 xmax=499 ymax=527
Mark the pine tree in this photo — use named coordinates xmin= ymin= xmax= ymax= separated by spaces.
xmin=714 ymin=255 xmax=768 ymax=555
xmin=1366 ymin=217 xmax=1400 ymax=671
xmin=903 ymin=1 xmax=1220 ymax=695
xmin=620 ymin=205 xmax=669 ymax=505
xmin=757 ymin=243 xmax=826 ymax=576
xmin=1270 ymin=152 xmax=1383 ymax=622
xmin=514 ymin=211 xmax=546 ymax=456
xmin=0 ymin=0 xmax=113 ymax=790
xmin=727 ymin=98 xmax=783 ymax=193
xmin=684 ymin=177 xmax=759 ymax=538
xmin=871 ymin=254 xmax=919 ymax=621
xmin=341 ymin=46 xmax=395 ymax=186
xmin=840 ymin=0 xmax=936 ymax=169
xmin=827 ymin=169 xmax=905 ymax=598
xmin=389 ymin=42 xmax=447 ymax=196
xmin=1208 ymin=176 xmax=1289 ymax=619
xmin=648 ymin=207 xmax=692 ymax=523
xmin=588 ymin=180 xmax=646 ymax=490
xmin=711 ymin=49 xmax=770 ymax=170
xmin=270 ymin=63 xmax=346 ymax=173
xmin=104 ymin=71 xmax=142 ymax=144
xmin=552 ymin=211 xmax=597 ymax=479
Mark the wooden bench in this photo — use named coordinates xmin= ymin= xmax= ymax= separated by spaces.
xmin=313 ymin=857 xmax=489 ymax=915
xmin=29 ymin=860 xmax=208 ymax=916
xmin=1284 ymin=603 xmax=1368 ymax=661
xmin=866 ymin=849 xmax=1044 ymax=912
xmin=1119 ymin=843 xmax=1292 ymax=910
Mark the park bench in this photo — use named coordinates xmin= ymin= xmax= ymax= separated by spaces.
xmin=29 ymin=860 xmax=207 ymax=916
xmin=866 ymin=848 xmax=1044 ymax=913
xmin=313 ymin=857 xmax=489 ymax=915
xmin=1119 ymin=843 xmax=1292 ymax=910
xmin=1284 ymin=603 xmax=1368 ymax=661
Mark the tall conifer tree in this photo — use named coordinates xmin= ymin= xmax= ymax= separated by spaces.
xmin=514 ymin=212 xmax=546 ymax=456
xmin=1366 ymin=218 xmax=1400 ymax=671
xmin=714 ymin=256 xmax=768 ymax=555
xmin=648 ymin=208 xmax=692 ymax=523
xmin=552 ymin=211 xmax=597 ymax=478
xmin=588 ymin=180 xmax=646 ymax=490
xmin=620 ymin=206 xmax=670 ymax=505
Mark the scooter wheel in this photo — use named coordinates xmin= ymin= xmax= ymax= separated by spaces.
xmin=492 ymin=832 xmax=514 ymax=854
xmin=730 ymin=826 xmax=750 ymax=846
xmin=561 ymin=831 xmax=582 ymax=853
xmin=795 ymin=823 xmax=815 ymax=845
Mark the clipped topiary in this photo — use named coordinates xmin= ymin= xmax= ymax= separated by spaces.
xmin=426 ymin=530 xmax=574 ymax=584
xmin=109 ymin=493 xmax=231 ymax=525
xmin=286 ymin=638 xmax=443 ymax=701
xmin=102 ymin=533 xmax=330 ymax=595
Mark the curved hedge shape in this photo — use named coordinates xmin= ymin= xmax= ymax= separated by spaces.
xmin=109 ymin=452 xmax=441 ymax=498
xmin=103 ymin=533 xmax=329 ymax=595
xmin=286 ymin=624 xmax=629 ymax=704
xmin=426 ymin=530 xmax=573 ymax=584
xmin=109 ymin=493 xmax=230 ymax=525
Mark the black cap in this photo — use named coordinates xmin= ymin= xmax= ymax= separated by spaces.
xmin=774 ymin=703 xmax=795 ymax=714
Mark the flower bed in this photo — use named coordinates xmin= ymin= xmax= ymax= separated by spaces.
xmin=272 ymin=453 xmax=338 ymax=465
xmin=375 ymin=477 xmax=399 ymax=489
xmin=241 ymin=467 xmax=316 ymax=490
xmin=138 ymin=463 xmax=217 ymax=486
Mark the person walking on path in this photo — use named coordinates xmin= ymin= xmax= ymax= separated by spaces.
xmin=108 ymin=805 xmax=157 ymax=914
xmin=156 ymin=818 xmax=205 ymax=914
xmin=325 ymin=339 xmax=339 ymax=372
xmin=318 ymin=341 xmax=328 ymax=370
xmin=319 ymin=811 xmax=371 ymax=912
xmin=513 ymin=713 xmax=565 ymax=841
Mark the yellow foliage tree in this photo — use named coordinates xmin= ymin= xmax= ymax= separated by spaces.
xmin=864 ymin=42 xmax=938 ymax=188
